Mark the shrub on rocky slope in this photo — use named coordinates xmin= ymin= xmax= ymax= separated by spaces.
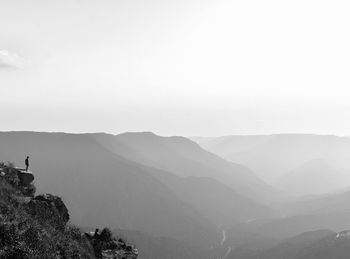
xmin=0 ymin=162 xmax=137 ymax=259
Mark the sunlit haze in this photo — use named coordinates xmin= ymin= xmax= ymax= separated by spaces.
xmin=1 ymin=0 xmax=350 ymax=136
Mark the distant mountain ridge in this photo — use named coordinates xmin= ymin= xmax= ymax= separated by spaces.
xmin=0 ymin=131 xmax=275 ymax=258
xmin=3 ymin=131 xmax=350 ymax=258
xmin=276 ymin=159 xmax=344 ymax=196
xmin=0 ymin=131 xmax=217 ymax=248
xmin=93 ymin=132 xmax=281 ymax=203
xmin=229 ymin=229 xmax=335 ymax=259
xmin=229 ymin=229 xmax=350 ymax=259
xmin=192 ymin=134 xmax=350 ymax=195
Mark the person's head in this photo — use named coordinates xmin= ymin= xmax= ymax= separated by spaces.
xmin=26 ymin=156 xmax=29 ymax=159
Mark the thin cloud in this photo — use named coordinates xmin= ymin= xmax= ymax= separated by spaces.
xmin=0 ymin=49 xmax=26 ymax=69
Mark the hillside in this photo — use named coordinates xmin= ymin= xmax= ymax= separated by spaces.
xmin=276 ymin=159 xmax=343 ymax=196
xmin=274 ymin=188 xmax=350 ymax=217
xmin=92 ymin=132 xmax=280 ymax=203
xmin=114 ymin=229 xmax=217 ymax=259
xmin=224 ymin=209 xmax=350 ymax=257
xmin=0 ymin=132 xmax=219 ymax=249
xmin=148 ymin=170 xmax=273 ymax=227
xmin=228 ymin=229 xmax=350 ymax=259
xmin=193 ymin=134 xmax=350 ymax=195
xmin=3 ymin=132 xmax=350 ymax=258
xmin=296 ymin=230 xmax=350 ymax=259
xmin=0 ymin=163 xmax=137 ymax=259
xmin=228 ymin=229 xmax=335 ymax=259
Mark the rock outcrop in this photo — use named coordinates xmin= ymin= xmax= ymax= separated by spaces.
xmin=26 ymin=193 xmax=70 ymax=229
xmin=0 ymin=162 xmax=138 ymax=259
xmin=16 ymin=168 xmax=35 ymax=186
xmin=85 ymin=228 xmax=138 ymax=259
xmin=0 ymin=164 xmax=36 ymax=197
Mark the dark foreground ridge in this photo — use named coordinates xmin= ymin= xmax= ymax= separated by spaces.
xmin=0 ymin=162 xmax=138 ymax=259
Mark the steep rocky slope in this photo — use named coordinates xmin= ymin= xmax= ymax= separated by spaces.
xmin=0 ymin=163 xmax=138 ymax=259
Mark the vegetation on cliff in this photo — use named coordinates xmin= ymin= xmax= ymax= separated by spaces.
xmin=0 ymin=162 xmax=137 ymax=259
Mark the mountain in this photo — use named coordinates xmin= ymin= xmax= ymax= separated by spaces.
xmin=0 ymin=131 xmax=219 ymax=249
xmin=229 ymin=229 xmax=335 ymax=259
xmin=276 ymin=159 xmax=343 ymax=196
xmin=4 ymin=131 xmax=350 ymax=258
xmin=192 ymin=134 xmax=350 ymax=194
xmin=114 ymin=229 xmax=216 ymax=259
xmin=233 ymin=229 xmax=350 ymax=259
xmin=223 ymin=209 xmax=350 ymax=258
xmin=228 ymin=210 xmax=350 ymax=242
xmin=191 ymin=135 xmax=269 ymax=158
xmin=296 ymin=230 xmax=350 ymax=259
xmin=148 ymin=170 xmax=273 ymax=227
xmin=0 ymin=163 xmax=137 ymax=259
xmin=274 ymin=188 xmax=350 ymax=217
xmin=1 ymin=131 xmax=277 ymax=258
xmin=92 ymin=132 xmax=280 ymax=203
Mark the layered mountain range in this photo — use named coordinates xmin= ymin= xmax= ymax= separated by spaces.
xmin=0 ymin=131 xmax=276 ymax=258
xmin=192 ymin=134 xmax=350 ymax=196
xmin=2 ymin=132 xmax=350 ymax=258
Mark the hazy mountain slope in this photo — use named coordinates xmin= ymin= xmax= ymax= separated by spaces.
xmin=230 ymin=229 xmax=335 ymax=259
xmin=260 ymin=229 xmax=335 ymax=259
xmin=296 ymin=230 xmax=350 ymax=259
xmin=0 ymin=131 xmax=219 ymax=248
xmin=193 ymin=134 xmax=350 ymax=191
xmin=147 ymin=169 xmax=273 ymax=227
xmin=245 ymin=229 xmax=350 ymax=259
xmin=226 ymin=211 xmax=350 ymax=248
xmin=92 ymin=132 xmax=280 ymax=202
xmin=92 ymin=133 xmax=275 ymax=227
xmin=114 ymin=229 xmax=216 ymax=259
xmin=191 ymin=135 xmax=269 ymax=158
xmin=224 ymin=215 xmax=350 ymax=258
xmin=276 ymin=159 xmax=344 ymax=196
xmin=274 ymin=189 xmax=350 ymax=217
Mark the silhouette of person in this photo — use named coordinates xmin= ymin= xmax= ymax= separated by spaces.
xmin=25 ymin=156 xmax=29 ymax=171
xmin=94 ymin=228 xmax=100 ymax=238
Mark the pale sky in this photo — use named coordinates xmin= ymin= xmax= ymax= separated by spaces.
xmin=1 ymin=0 xmax=350 ymax=136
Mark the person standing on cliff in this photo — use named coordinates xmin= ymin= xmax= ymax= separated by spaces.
xmin=25 ymin=156 xmax=29 ymax=171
